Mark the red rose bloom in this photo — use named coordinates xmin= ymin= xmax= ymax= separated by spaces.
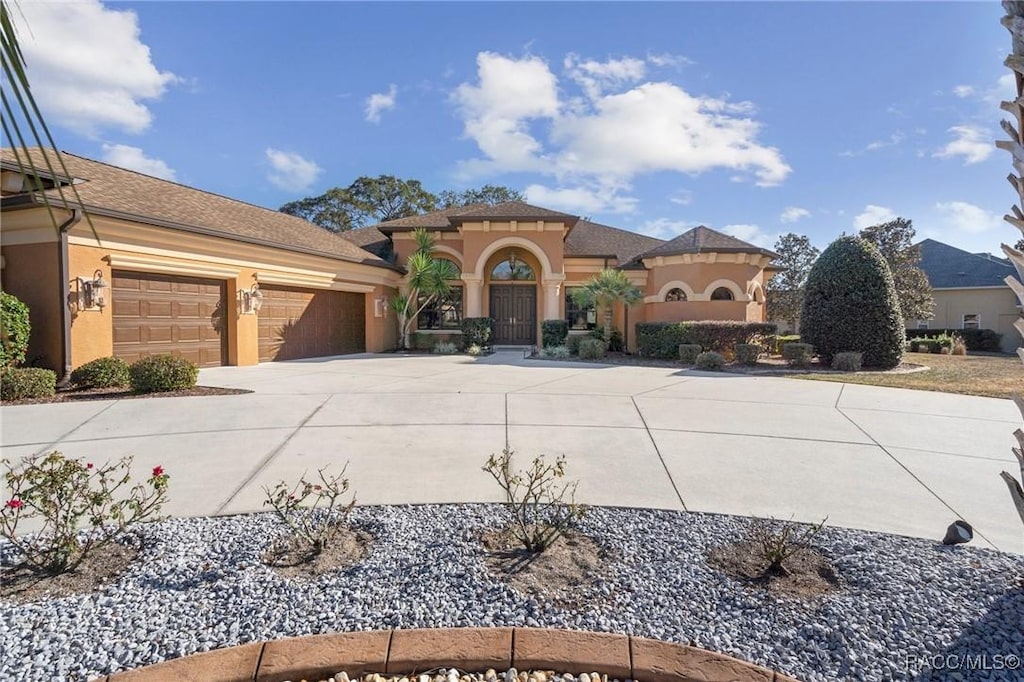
xmin=86 ymin=463 xmax=94 ymax=469
xmin=152 ymin=466 xmax=164 ymax=477
xmin=5 ymin=499 xmax=23 ymax=510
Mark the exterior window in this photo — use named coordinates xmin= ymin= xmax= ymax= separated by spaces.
xmin=565 ymin=288 xmax=596 ymax=330
xmin=916 ymin=320 xmax=929 ymax=330
xmin=665 ymin=287 xmax=687 ymax=302
xmin=710 ymin=286 xmax=734 ymax=301
xmin=491 ymin=258 xmax=535 ymax=281
xmin=962 ymin=313 xmax=980 ymax=330
xmin=418 ymin=286 xmax=463 ymax=330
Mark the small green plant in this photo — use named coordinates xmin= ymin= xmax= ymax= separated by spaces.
xmin=695 ymin=351 xmax=725 ymax=371
xmin=70 ymin=356 xmax=130 ymax=388
xmin=1 ymin=367 xmax=56 ymax=400
xmin=749 ymin=515 xmax=828 ymax=576
xmin=577 ymin=337 xmax=606 ymax=360
xmin=461 ymin=317 xmax=494 ymax=350
xmin=541 ymin=319 xmax=569 ymax=348
xmin=590 ymin=327 xmax=624 ymax=352
xmin=541 ymin=345 xmax=571 ymax=359
xmin=773 ymin=334 xmax=800 ymax=355
xmin=782 ymin=342 xmax=814 ymax=367
xmin=129 ymin=354 xmax=198 ymax=393
xmin=735 ymin=343 xmax=761 ymax=366
xmin=0 ymin=291 xmax=30 ymax=368
xmin=831 ymin=351 xmax=863 ymax=372
xmin=466 ymin=343 xmax=484 ymax=356
xmin=951 ymin=335 xmax=968 ymax=356
xmin=263 ymin=464 xmax=357 ymax=557
xmin=1 ymin=452 xmax=169 ymax=575
xmin=678 ymin=343 xmax=702 ymax=364
xmin=565 ymin=334 xmax=585 ymax=355
xmin=432 ymin=341 xmax=458 ymax=354
xmin=482 ymin=448 xmax=586 ymax=553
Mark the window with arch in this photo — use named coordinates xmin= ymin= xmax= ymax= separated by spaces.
xmin=665 ymin=287 xmax=687 ymax=302
xmin=490 ymin=256 xmax=535 ymax=281
xmin=710 ymin=286 xmax=735 ymax=301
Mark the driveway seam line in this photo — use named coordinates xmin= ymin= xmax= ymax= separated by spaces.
xmin=835 ymin=382 xmax=846 ymax=410
xmin=834 ymin=405 xmax=998 ymax=549
xmin=504 ymin=393 xmax=510 ymax=450
xmin=630 ymin=396 xmax=687 ymax=511
xmin=213 ymin=394 xmax=334 ymax=516
xmin=29 ymin=401 xmax=121 ymax=457
xmin=631 ymin=378 xmax=699 ymax=398
xmin=646 ymin=426 xmax=872 ymax=447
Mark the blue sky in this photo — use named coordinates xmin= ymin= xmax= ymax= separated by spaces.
xmin=9 ymin=1 xmax=1018 ymax=254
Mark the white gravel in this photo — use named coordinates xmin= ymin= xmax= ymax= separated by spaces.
xmin=1 ymin=505 xmax=1022 ymax=682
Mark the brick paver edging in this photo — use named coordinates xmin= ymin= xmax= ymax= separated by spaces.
xmin=104 ymin=628 xmax=802 ymax=682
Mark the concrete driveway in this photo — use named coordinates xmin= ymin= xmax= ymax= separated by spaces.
xmin=2 ymin=351 xmax=1022 ymax=553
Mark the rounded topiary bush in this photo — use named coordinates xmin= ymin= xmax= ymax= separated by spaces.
xmin=129 ymin=355 xmax=199 ymax=393
xmin=577 ymin=338 xmax=606 ymax=360
xmin=800 ymin=236 xmax=905 ymax=369
xmin=678 ymin=343 xmax=702 ymax=364
xmin=695 ymin=351 xmax=725 ymax=371
xmin=70 ymin=356 xmax=131 ymax=389
xmin=0 ymin=292 xmax=31 ymax=368
xmin=1 ymin=367 xmax=56 ymax=400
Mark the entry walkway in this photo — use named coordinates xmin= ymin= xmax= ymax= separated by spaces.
xmin=2 ymin=352 xmax=1021 ymax=553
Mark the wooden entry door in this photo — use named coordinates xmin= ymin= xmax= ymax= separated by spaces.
xmin=490 ymin=285 xmax=536 ymax=344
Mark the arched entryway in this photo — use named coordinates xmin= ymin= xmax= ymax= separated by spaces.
xmin=486 ymin=247 xmax=540 ymax=345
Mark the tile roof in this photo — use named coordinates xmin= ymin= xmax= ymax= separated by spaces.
xmin=564 ymin=219 xmax=665 ymax=265
xmin=1 ymin=148 xmax=392 ymax=268
xmin=639 ymin=225 xmax=779 ymax=259
xmin=918 ymin=238 xmax=1014 ymax=288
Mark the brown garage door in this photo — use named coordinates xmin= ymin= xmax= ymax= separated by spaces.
xmin=112 ymin=271 xmax=227 ymax=367
xmin=258 ymin=285 xmax=365 ymax=362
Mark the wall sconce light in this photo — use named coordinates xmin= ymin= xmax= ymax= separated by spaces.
xmin=374 ymin=297 xmax=389 ymax=318
xmin=70 ymin=270 xmax=108 ymax=311
xmin=237 ymin=282 xmax=263 ymax=315
xmin=508 ymin=249 xmax=518 ymax=271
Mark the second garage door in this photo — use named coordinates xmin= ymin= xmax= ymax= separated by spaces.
xmin=258 ymin=285 xmax=365 ymax=362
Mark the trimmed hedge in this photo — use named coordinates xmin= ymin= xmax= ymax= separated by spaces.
xmin=541 ymin=320 xmax=569 ymax=348
xmin=566 ymin=333 xmax=586 ymax=355
xmin=0 ymin=292 xmax=30 ymax=368
xmin=783 ymin=343 xmax=814 ymax=367
xmin=832 ymin=351 xmax=863 ymax=372
xmin=70 ymin=356 xmax=130 ymax=388
xmin=460 ymin=318 xmax=493 ymax=350
xmin=735 ymin=343 xmax=761 ymax=366
xmin=129 ymin=355 xmax=199 ymax=393
xmin=678 ymin=343 xmax=702 ymax=364
xmin=1 ymin=367 xmax=56 ymax=400
xmin=800 ymin=236 xmax=905 ymax=369
xmin=695 ymin=351 xmax=725 ymax=371
xmin=411 ymin=331 xmax=461 ymax=351
xmin=578 ymin=338 xmax=606 ymax=360
xmin=905 ymin=328 xmax=1001 ymax=352
xmin=590 ymin=327 xmax=623 ymax=352
xmin=636 ymin=321 xmax=777 ymax=359
xmin=773 ymin=335 xmax=801 ymax=355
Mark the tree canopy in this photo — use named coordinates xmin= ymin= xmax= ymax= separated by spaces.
xmin=858 ymin=217 xmax=934 ymax=321
xmin=765 ymin=233 xmax=819 ymax=330
xmin=280 ymin=176 xmax=523 ymax=233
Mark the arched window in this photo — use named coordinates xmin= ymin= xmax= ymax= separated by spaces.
xmin=491 ymin=256 xmax=535 ymax=281
xmin=665 ymin=288 xmax=687 ymax=302
xmin=711 ymin=286 xmax=734 ymax=301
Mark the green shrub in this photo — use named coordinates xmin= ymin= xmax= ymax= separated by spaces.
xmin=1 ymin=367 xmax=56 ymax=400
xmin=541 ymin=345 xmax=571 ymax=360
xmin=590 ymin=327 xmax=623 ymax=352
xmin=678 ymin=343 xmax=702 ymax=364
xmin=578 ymin=338 xmax=606 ymax=360
xmin=774 ymin=335 xmax=800 ymax=355
xmin=466 ymin=343 xmax=484 ymax=356
xmin=908 ymin=339 xmax=922 ymax=353
xmin=905 ymin=328 xmax=1002 ymax=352
xmin=831 ymin=351 xmax=863 ymax=372
xmin=541 ymin=320 xmax=569 ymax=348
xmin=461 ymin=317 xmax=493 ymax=350
xmin=70 ymin=357 xmax=130 ymax=388
xmin=695 ymin=351 xmax=725 ymax=371
xmin=636 ymin=321 xmax=777 ymax=359
xmin=432 ymin=341 xmax=458 ymax=354
xmin=800 ymin=236 xmax=904 ymax=369
xmin=566 ymin=334 xmax=585 ymax=355
xmin=735 ymin=343 xmax=761 ymax=366
xmin=129 ymin=355 xmax=198 ymax=393
xmin=0 ymin=292 xmax=30 ymax=368
xmin=783 ymin=343 xmax=814 ymax=367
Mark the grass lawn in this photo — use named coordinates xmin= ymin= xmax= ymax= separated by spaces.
xmin=790 ymin=351 xmax=1023 ymax=399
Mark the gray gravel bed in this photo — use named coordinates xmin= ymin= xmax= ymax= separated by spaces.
xmin=1 ymin=505 xmax=1022 ymax=682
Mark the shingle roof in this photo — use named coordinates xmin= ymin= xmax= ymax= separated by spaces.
xmin=640 ymin=225 xmax=779 ymax=259
xmin=339 ymin=225 xmax=394 ymax=261
xmin=1 ymin=148 xmax=392 ymax=268
xmin=374 ymin=204 xmax=486 ymax=230
xmin=564 ymin=219 xmax=665 ymax=265
xmin=918 ymin=238 xmax=1013 ymax=288
xmin=447 ymin=200 xmax=580 ymax=223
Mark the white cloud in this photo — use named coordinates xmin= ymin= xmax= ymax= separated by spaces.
xmin=636 ymin=218 xmax=700 ymax=240
xmin=952 ymin=85 xmax=975 ymax=98
xmin=934 ymin=125 xmax=993 ymax=165
xmin=265 ymin=149 xmax=322 ymax=192
xmin=100 ymin=144 xmax=176 ymax=180
xmin=453 ymin=52 xmax=791 ymax=188
xmin=669 ymin=190 xmax=693 ymax=206
xmin=647 ymin=52 xmax=694 ymax=69
xmin=564 ymin=54 xmax=646 ymax=99
xmin=524 ymin=184 xmax=637 ymax=215
xmin=933 ymin=201 xmax=1004 ymax=234
xmin=722 ymin=223 xmax=778 ymax=249
xmin=780 ymin=206 xmax=810 ymax=223
xmin=16 ymin=0 xmax=178 ymax=136
xmin=364 ymin=84 xmax=397 ymax=123
xmin=840 ymin=132 xmax=905 ymax=157
xmin=853 ymin=204 xmax=898 ymax=231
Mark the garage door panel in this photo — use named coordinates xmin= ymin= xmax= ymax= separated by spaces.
xmin=258 ymin=285 xmax=364 ymax=362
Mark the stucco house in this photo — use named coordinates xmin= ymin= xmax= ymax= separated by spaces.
xmin=0 ymin=148 xmax=778 ymax=379
xmin=912 ymin=238 xmax=1020 ymax=353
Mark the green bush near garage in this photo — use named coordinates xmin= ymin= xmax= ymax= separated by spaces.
xmin=541 ymin=319 xmax=569 ymax=348
xmin=577 ymin=338 xmax=607 ymax=360
xmin=0 ymin=292 xmax=31 ymax=369
xmin=70 ymin=356 xmax=131 ymax=388
xmin=129 ymin=355 xmax=199 ymax=393
xmin=1 ymin=367 xmax=56 ymax=400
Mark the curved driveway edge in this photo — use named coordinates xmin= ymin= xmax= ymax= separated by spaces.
xmin=2 ymin=352 xmax=1020 ymax=553
xmin=104 ymin=627 xmax=801 ymax=682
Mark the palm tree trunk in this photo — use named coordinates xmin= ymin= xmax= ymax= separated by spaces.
xmin=603 ymin=308 xmax=613 ymax=344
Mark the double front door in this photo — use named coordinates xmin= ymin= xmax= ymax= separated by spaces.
xmin=490 ymin=285 xmax=536 ymax=345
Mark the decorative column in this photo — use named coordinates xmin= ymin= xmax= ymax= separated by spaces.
xmin=461 ymin=274 xmax=483 ymax=317
xmin=541 ymin=275 xmax=565 ymax=320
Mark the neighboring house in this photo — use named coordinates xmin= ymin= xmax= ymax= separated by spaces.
xmin=0 ymin=149 xmax=780 ymax=378
xmin=912 ymin=238 xmax=1020 ymax=353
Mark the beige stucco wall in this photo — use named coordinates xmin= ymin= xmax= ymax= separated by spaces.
xmin=913 ymin=287 xmax=1021 ymax=353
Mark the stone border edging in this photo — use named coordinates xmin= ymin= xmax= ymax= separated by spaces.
xmin=104 ymin=628 xmax=801 ymax=682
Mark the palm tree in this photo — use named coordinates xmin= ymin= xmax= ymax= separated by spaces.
xmin=571 ymin=269 xmax=643 ymax=345
xmin=390 ymin=228 xmax=460 ymax=349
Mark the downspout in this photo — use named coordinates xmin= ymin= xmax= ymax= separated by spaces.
xmin=56 ymin=208 xmax=82 ymax=388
